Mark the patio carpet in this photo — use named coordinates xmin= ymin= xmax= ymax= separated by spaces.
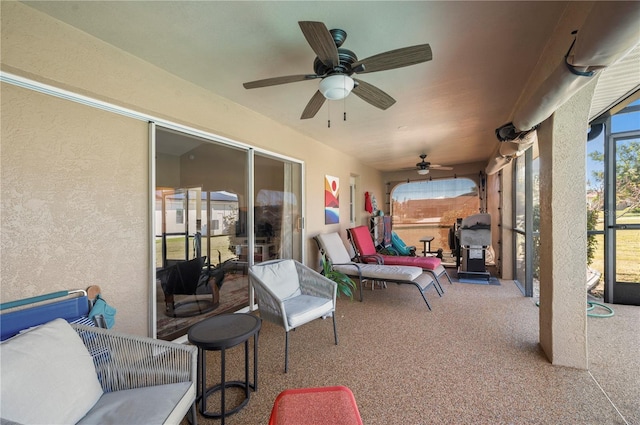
xmin=184 ymin=272 xmax=639 ymax=425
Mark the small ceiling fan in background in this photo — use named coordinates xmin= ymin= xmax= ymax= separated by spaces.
xmin=243 ymin=21 xmax=432 ymax=119
xmin=412 ymin=154 xmax=453 ymax=175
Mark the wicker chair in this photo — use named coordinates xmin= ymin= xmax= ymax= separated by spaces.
xmin=248 ymin=259 xmax=337 ymax=373
xmin=71 ymin=323 xmax=198 ymax=424
xmin=1 ymin=319 xmax=197 ymax=425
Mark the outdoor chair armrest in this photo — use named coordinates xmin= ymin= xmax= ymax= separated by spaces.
xmin=295 ymin=261 xmax=337 ymax=301
xmin=360 ymin=254 xmax=384 ymax=264
xmin=249 ymin=274 xmax=289 ymax=329
xmin=71 ymin=323 xmax=197 ymax=393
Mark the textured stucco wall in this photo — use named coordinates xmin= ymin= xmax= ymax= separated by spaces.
xmin=1 ymin=2 xmax=382 ymax=335
xmin=538 ymin=80 xmax=596 ymax=369
xmin=1 ymin=84 xmax=149 ymax=335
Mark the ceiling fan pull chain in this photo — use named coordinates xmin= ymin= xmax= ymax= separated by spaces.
xmin=343 ymin=93 xmax=347 ymax=121
xmin=328 ymin=101 xmax=331 ymax=128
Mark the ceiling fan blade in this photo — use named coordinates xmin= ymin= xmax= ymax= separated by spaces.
xmin=299 ymin=21 xmax=339 ymax=68
xmin=301 ymin=90 xmax=326 ymax=119
xmin=430 ymin=165 xmax=454 ymax=170
xmin=353 ymin=44 xmax=432 ymax=74
xmin=351 ymin=79 xmax=396 ymax=110
xmin=243 ymin=74 xmax=319 ymax=89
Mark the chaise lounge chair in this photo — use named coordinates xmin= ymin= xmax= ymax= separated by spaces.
xmin=347 ymin=226 xmax=452 ymax=292
xmin=314 ymin=232 xmax=439 ymax=310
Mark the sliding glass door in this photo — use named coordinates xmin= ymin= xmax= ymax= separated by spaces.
xmin=605 ymin=125 xmax=640 ymax=305
xmin=512 ymin=148 xmax=539 ymax=298
xmin=254 ymin=153 xmax=303 ymax=262
xmin=587 ymin=100 xmax=640 ymax=305
xmin=153 ymin=126 xmax=303 ymax=339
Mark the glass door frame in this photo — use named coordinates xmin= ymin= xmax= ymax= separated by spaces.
xmin=512 ymin=148 xmax=536 ymax=297
xmin=603 ymin=127 xmax=640 ymax=304
xmin=149 ymin=123 xmax=306 ymax=337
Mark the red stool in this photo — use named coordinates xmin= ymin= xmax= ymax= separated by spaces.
xmin=269 ymin=386 xmax=363 ymax=425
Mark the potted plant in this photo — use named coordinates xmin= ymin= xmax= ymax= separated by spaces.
xmin=320 ymin=253 xmax=357 ymax=300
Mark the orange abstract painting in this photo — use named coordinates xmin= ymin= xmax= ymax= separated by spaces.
xmin=324 ymin=175 xmax=339 ymax=224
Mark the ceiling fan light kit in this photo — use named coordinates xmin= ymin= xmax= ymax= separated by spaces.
xmin=243 ymin=21 xmax=432 ymax=120
xmin=319 ymin=74 xmax=354 ymax=100
xmin=412 ymin=153 xmax=453 ymax=174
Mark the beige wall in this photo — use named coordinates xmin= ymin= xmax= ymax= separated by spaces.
xmin=1 ymin=84 xmax=149 ymax=334
xmin=1 ymin=2 xmax=382 ymax=335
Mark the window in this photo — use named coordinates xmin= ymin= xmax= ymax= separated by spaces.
xmin=512 ymin=149 xmax=538 ymax=298
xmin=391 ymin=178 xmax=479 ymax=255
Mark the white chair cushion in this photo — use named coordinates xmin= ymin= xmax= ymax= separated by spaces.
xmin=283 ymin=295 xmax=334 ymax=329
xmin=316 ymin=233 xmax=352 ymax=264
xmin=76 ymin=382 xmax=193 ymax=425
xmin=333 ymin=263 xmax=423 ymax=281
xmin=252 ymin=259 xmax=302 ymax=301
xmin=0 ymin=318 xmax=103 ymax=424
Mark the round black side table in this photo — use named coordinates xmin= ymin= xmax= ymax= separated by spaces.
xmin=188 ymin=313 xmax=261 ymax=424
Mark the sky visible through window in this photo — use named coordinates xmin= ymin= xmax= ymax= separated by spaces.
xmin=393 ymin=178 xmax=477 ymax=202
xmin=586 ymin=99 xmax=640 ymax=190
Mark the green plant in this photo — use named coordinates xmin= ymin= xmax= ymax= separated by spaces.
xmin=321 ymin=253 xmax=356 ymax=300
xmin=586 ymin=207 xmax=599 ymax=266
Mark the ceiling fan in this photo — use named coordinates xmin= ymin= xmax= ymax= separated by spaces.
xmin=243 ymin=21 xmax=432 ymax=119
xmin=413 ymin=154 xmax=453 ymax=175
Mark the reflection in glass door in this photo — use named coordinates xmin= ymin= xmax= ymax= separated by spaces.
xmin=254 ymin=153 xmax=303 ymax=262
xmin=153 ymin=126 xmax=304 ymax=340
xmin=156 ymin=187 xmax=202 ymax=269
xmin=154 ymin=126 xmax=252 ymax=341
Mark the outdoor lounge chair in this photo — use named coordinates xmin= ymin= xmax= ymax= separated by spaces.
xmin=347 ymin=226 xmax=452 ymax=292
xmin=314 ymin=232 xmax=438 ymax=310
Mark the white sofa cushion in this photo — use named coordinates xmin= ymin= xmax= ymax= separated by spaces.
xmin=0 ymin=318 xmax=103 ymax=424
xmin=251 ymin=259 xmax=302 ymax=301
xmin=76 ymin=382 xmax=193 ymax=425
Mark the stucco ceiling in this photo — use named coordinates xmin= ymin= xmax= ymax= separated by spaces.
xmin=22 ymin=1 xmax=639 ymax=172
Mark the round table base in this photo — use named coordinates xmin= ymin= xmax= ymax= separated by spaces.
xmin=199 ymin=381 xmax=256 ymax=419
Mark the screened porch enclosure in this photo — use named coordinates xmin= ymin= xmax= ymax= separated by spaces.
xmin=390 ymin=177 xmax=482 ymax=265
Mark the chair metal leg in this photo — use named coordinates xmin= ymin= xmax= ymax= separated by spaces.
xmin=284 ymin=331 xmax=289 ymax=373
xmin=189 ymin=401 xmax=198 ymax=425
xmin=434 ymin=278 xmax=444 ymax=296
xmin=420 ymin=290 xmax=432 ymax=310
xmin=444 ymin=270 xmax=453 ymax=284
xmin=413 ymin=283 xmax=432 ymax=311
xmin=428 ymin=271 xmax=444 ymax=296
xmin=332 ymin=314 xmax=338 ymax=345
